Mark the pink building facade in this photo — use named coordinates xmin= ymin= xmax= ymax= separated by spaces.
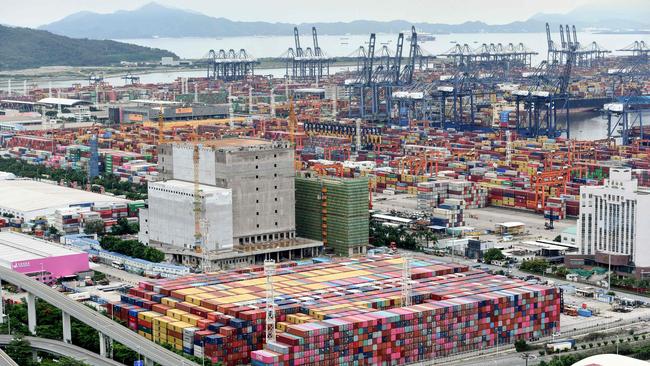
xmin=11 ymin=253 xmax=89 ymax=283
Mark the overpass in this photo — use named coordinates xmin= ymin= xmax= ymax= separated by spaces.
xmin=0 ymin=266 xmax=199 ymax=366
xmin=0 ymin=335 xmax=123 ymax=366
xmin=0 ymin=348 xmax=17 ymax=366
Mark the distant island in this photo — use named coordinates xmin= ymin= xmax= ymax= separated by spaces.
xmin=0 ymin=24 xmax=176 ymax=70
xmin=39 ymin=2 xmax=649 ymax=40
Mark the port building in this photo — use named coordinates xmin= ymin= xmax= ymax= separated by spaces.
xmin=138 ymin=180 xmax=233 ymax=251
xmin=567 ymin=168 xmax=650 ymax=278
xmin=0 ymin=232 xmax=89 ymax=284
xmin=0 ymin=178 xmax=130 ymax=222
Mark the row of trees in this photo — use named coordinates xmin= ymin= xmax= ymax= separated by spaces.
xmin=369 ymin=221 xmax=419 ymax=250
xmin=84 ymin=217 xmax=139 ymax=236
xmin=0 ymin=157 xmax=147 ymax=200
xmin=100 ymin=236 xmax=165 ymax=263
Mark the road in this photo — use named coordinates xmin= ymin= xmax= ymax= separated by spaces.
xmin=418 ymin=251 xmax=650 ymax=304
xmin=405 ymin=317 xmax=650 ymax=366
xmin=90 ymin=263 xmax=149 ymax=286
xmin=0 ymin=348 xmax=17 ymax=366
xmin=0 ymin=335 xmax=123 ymax=366
xmin=0 ymin=266 xmax=199 ymax=366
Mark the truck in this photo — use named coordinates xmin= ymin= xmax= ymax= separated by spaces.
xmin=546 ymin=339 xmax=576 ymax=352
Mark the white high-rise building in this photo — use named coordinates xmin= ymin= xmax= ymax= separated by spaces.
xmin=568 ymin=168 xmax=650 ymax=278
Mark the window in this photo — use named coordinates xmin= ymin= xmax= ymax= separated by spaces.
xmin=275 ymin=198 xmax=278 ymax=202
xmin=256 ymin=187 xmax=259 ymax=191
xmin=256 ymin=212 xmax=259 ymax=216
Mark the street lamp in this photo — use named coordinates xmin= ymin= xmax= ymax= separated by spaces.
xmin=521 ymin=352 xmax=534 ymax=366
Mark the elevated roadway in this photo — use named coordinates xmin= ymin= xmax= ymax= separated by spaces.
xmin=0 ymin=335 xmax=122 ymax=366
xmin=0 ymin=347 xmax=18 ymax=366
xmin=0 ymin=266 xmax=199 ymax=366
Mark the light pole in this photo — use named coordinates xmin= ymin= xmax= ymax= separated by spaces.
xmin=521 ymin=352 xmax=534 ymax=366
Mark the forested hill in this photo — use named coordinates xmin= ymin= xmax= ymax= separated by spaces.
xmin=0 ymin=24 xmax=176 ymax=70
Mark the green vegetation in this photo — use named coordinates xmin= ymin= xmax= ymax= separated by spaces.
xmin=519 ymin=258 xmax=550 ymax=274
xmin=0 ymin=157 xmax=147 ymax=200
xmin=483 ymin=248 xmax=505 ymax=264
xmin=0 ymin=300 xmax=98 ymax=365
xmin=514 ymin=339 xmax=529 ymax=352
xmin=100 ymin=236 xmax=164 ymax=263
xmin=370 ymin=221 xmax=418 ymax=250
xmin=4 ymin=334 xmax=34 ymax=365
xmin=0 ymin=24 xmax=175 ymax=70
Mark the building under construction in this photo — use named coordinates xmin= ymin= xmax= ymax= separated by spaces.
xmin=295 ymin=172 xmax=369 ymax=256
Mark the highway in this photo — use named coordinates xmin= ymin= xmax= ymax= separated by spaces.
xmin=0 ymin=335 xmax=123 ymax=366
xmin=0 ymin=347 xmax=17 ymax=366
xmin=0 ymin=266 xmax=199 ymax=366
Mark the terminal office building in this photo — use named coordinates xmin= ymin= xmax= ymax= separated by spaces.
xmin=566 ymin=168 xmax=650 ymax=279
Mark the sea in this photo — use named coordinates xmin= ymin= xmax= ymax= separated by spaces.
xmin=2 ymin=32 xmax=647 ymax=140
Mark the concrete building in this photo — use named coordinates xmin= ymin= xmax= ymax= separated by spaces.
xmin=0 ymin=179 xmax=130 ymax=222
xmin=0 ymin=232 xmax=89 ymax=284
xmin=148 ymin=138 xmax=321 ymax=269
xmin=566 ymin=168 xmax=650 ymax=278
xmin=159 ymin=139 xmax=296 ymax=246
xmin=138 ymin=180 xmax=233 ymax=251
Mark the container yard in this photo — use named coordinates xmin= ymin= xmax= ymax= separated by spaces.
xmin=106 ymin=256 xmax=560 ymax=365
xmin=0 ymin=9 xmax=649 ymax=366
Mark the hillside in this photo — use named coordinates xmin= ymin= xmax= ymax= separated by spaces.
xmin=0 ymin=24 xmax=176 ymax=70
xmin=39 ymin=2 xmax=650 ymax=40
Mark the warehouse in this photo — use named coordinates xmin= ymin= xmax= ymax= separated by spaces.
xmin=158 ymin=138 xmax=296 ymax=246
xmin=139 ymin=180 xmax=234 ymax=251
xmin=0 ymin=232 xmax=89 ymax=284
xmin=107 ymin=255 xmax=560 ymax=366
xmin=0 ymin=179 xmax=130 ymax=221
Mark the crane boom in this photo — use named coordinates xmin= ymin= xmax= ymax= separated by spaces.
xmin=394 ymin=33 xmax=404 ymax=84
xmin=294 ymin=27 xmax=303 ymax=57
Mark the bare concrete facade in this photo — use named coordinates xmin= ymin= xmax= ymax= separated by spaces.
xmin=158 ymin=138 xmax=296 ymax=246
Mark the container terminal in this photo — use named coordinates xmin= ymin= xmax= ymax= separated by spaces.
xmin=0 ymin=22 xmax=648 ymax=366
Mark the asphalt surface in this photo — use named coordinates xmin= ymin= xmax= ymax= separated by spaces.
xmin=0 ymin=335 xmax=122 ymax=366
xmin=0 ymin=266 xmax=199 ymax=366
xmin=91 ymin=263 xmax=148 ymax=286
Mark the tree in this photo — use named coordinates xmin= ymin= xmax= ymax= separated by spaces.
xmin=483 ymin=248 xmax=505 ymax=264
xmin=554 ymin=235 xmax=562 ymax=242
xmin=111 ymin=218 xmax=138 ymax=235
xmin=515 ymin=339 xmax=528 ymax=352
xmin=519 ymin=259 xmax=549 ymax=274
xmin=554 ymin=266 xmax=569 ymax=278
xmin=5 ymin=334 xmax=36 ymax=366
xmin=84 ymin=220 xmax=105 ymax=236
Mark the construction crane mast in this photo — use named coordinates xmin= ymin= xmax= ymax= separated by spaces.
xmin=193 ymin=139 xmax=203 ymax=254
xmin=401 ymin=253 xmax=412 ymax=306
xmin=264 ymin=260 xmax=277 ymax=344
xmin=157 ymin=104 xmax=164 ymax=145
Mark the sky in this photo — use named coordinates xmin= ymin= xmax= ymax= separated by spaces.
xmin=0 ymin=0 xmax=600 ymax=28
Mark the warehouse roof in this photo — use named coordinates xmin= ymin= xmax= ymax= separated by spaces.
xmin=0 ymin=232 xmax=84 ymax=267
xmin=496 ymin=221 xmax=526 ymax=228
xmin=572 ymin=354 xmax=650 ymax=366
xmin=0 ymin=179 xmax=129 ymax=214
xmin=37 ymin=97 xmax=92 ymax=106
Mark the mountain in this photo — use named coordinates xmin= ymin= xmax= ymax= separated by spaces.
xmin=531 ymin=0 xmax=649 ymax=31
xmin=40 ymin=2 xmax=650 ymax=40
xmin=0 ymin=24 xmax=176 ymax=70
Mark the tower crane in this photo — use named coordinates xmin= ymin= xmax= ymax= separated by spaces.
xmin=192 ymin=131 xmax=204 ymax=256
xmin=157 ymin=104 xmax=165 ymax=145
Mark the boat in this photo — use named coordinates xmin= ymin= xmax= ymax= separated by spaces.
xmin=408 ymin=32 xmax=436 ymax=42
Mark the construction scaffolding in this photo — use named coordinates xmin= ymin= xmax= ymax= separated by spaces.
xmin=295 ymin=173 xmax=369 ymax=256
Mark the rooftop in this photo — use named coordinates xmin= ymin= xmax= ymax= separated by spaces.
xmin=0 ymin=232 xmax=84 ymax=266
xmin=150 ymin=179 xmax=230 ymax=194
xmin=572 ymin=354 xmax=650 ymax=366
xmin=0 ymin=179 xmax=129 ymax=214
